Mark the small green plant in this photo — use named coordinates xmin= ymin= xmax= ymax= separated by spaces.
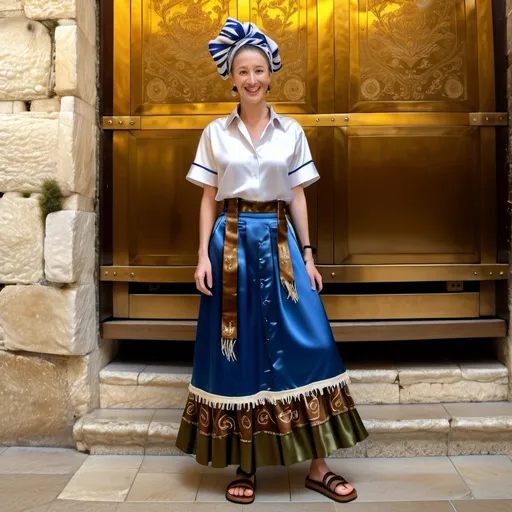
xmin=22 ymin=192 xmax=31 ymax=198
xmin=39 ymin=179 xmax=63 ymax=222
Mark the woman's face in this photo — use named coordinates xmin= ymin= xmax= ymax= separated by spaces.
xmin=230 ymin=48 xmax=271 ymax=105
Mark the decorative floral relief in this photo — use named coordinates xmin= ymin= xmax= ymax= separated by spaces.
xmin=143 ymin=0 xmax=308 ymax=104
xmin=360 ymin=0 xmax=466 ymax=102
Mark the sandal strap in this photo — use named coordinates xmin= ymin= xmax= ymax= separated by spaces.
xmin=323 ymin=473 xmax=349 ymax=491
xmin=322 ymin=471 xmax=336 ymax=487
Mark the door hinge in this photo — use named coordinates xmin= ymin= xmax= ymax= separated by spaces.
xmin=469 ymin=113 xmax=508 ymax=126
xmin=102 ymin=116 xmax=141 ymax=130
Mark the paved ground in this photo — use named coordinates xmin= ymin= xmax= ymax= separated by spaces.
xmin=1 ymin=447 xmax=512 ymax=511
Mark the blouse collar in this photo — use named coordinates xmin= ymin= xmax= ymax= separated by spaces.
xmin=226 ymin=104 xmax=283 ymax=130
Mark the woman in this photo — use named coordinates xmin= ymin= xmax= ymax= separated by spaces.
xmin=175 ymin=17 xmax=368 ymax=505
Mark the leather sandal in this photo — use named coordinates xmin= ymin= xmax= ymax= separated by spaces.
xmin=305 ymin=471 xmax=358 ymax=503
xmin=225 ymin=469 xmax=256 ymax=505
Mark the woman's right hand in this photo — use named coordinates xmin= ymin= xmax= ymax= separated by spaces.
xmin=195 ymin=256 xmax=213 ymax=296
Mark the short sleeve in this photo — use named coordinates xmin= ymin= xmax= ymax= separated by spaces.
xmin=288 ymin=127 xmax=320 ymax=189
xmin=186 ymin=126 xmax=218 ymax=188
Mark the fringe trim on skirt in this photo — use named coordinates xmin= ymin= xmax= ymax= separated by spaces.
xmin=188 ymin=371 xmax=351 ymax=410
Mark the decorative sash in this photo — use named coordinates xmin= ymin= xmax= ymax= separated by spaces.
xmin=221 ymin=199 xmax=298 ymax=362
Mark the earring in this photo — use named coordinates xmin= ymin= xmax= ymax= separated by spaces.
xmin=231 ymin=86 xmax=238 ymax=97
xmin=266 ymin=85 xmax=271 ymax=95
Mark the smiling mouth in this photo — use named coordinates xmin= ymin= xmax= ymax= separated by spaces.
xmin=245 ymin=86 xmax=261 ymax=93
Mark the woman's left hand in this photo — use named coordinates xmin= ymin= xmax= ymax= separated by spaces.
xmin=305 ymin=260 xmax=323 ymax=292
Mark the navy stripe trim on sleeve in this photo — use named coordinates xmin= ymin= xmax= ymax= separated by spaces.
xmin=288 ymin=160 xmax=313 ymax=176
xmin=193 ymin=162 xmax=217 ymax=175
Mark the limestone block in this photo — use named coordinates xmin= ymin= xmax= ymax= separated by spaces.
xmin=0 ymin=350 xmax=74 ymax=446
xmin=0 ymin=101 xmax=27 ymax=113
xmin=45 ymin=211 xmax=95 ymax=284
xmin=0 ymin=284 xmax=97 ymax=355
xmin=0 ymin=193 xmax=43 ymax=284
xmin=348 ymin=367 xmax=398 ymax=384
xmin=55 ymin=25 xmax=96 ymax=106
xmin=350 ymin=382 xmax=399 ymax=405
xmin=100 ymin=383 xmax=188 ymax=409
xmin=13 ymin=100 xmax=27 ymax=112
xmin=58 ymin=101 xmax=97 ymax=198
xmin=67 ymin=340 xmax=119 ymax=416
xmin=25 ymin=0 xmax=96 ymax=46
xmin=75 ymin=409 xmax=155 ymax=455
xmin=0 ymin=0 xmax=24 ymax=17
xmin=0 ymin=0 xmax=22 ymax=10
xmin=30 ymin=97 xmax=61 ymax=112
xmin=448 ymin=429 xmax=512 ymax=456
xmin=400 ymin=381 xmax=508 ymax=403
xmin=0 ymin=112 xmax=59 ymax=192
xmin=398 ymin=363 xmax=462 ymax=385
xmin=366 ymin=432 xmax=448 ymax=457
xmin=0 ymin=18 xmax=52 ymax=100
xmin=60 ymin=95 xmax=96 ymax=124
xmin=329 ymin=442 xmax=367 ymax=458
xmin=62 ymin=194 xmax=95 ymax=212
xmin=145 ymin=410 xmax=186 ymax=456
xmin=0 ymin=102 xmax=14 ymax=113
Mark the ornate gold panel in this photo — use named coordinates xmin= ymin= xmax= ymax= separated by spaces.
xmin=130 ymin=0 xmax=320 ymax=115
xmin=333 ymin=125 xmax=481 ymax=264
xmin=113 ymin=128 xmax=320 ymax=267
xmin=338 ymin=0 xmax=484 ymax=113
xmin=109 ymin=0 xmax=503 ymax=325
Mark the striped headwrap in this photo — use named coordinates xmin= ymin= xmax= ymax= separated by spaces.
xmin=209 ymin=17 xmax=282 ymax=79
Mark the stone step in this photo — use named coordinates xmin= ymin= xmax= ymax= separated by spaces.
xmin=98 ymin=360 xmax=510 ymax=409
xmin=74 ymin=401 xmax=512 ymax=457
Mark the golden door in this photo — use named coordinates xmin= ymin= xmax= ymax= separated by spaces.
xmin=101 ymin=0 xmax=508 ymax=339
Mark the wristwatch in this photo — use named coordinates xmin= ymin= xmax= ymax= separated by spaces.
xmin=303 ymin=245 xmax=317 ymax=254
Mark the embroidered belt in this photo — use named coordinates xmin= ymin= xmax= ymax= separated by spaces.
xmin=221 ymin=198 xmax=298 ymax=362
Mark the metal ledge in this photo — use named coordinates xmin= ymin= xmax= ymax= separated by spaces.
xmin=100 ymin=264 xmax=509 ymax=283
xmin=101 ymin=318 xmax=506 ymax=342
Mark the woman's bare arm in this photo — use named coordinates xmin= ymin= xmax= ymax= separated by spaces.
xmin=195 ymin=185 xmax=217 ymax=295
xmin=288 ymin=185 xmax=323 ymax=292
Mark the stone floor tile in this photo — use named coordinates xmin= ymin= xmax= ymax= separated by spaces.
xmin=126 ymin=472 xmax=201 ymax=502
xmin=117 ymin=503 xmax=242 ymax=511
xmin=335 ymin=502 xmax=454 ymax=511
xmin=0 ymin=474 xmax=71 ymax=512
xmin=450 ymin=456 xmax=512 ymax=499
xmin=249 ymin=504 xmax=335 ymax=512
xmin=253 ymin=470 xmax=290 ymax=502
xmin=451 ymin=500 xmax=512 ymax=512
xmin=79 ymin=455 xmax=143 ymax=471
xmin=293 ymin=457 xmax=472 ymax=502
xmin=289 ymin=472 xmax=332 ymax=502
xmin=57 ymin=469 xmax=138 ymax=502
xmin=197 ymin=474 xmax=240 ymax=502
xmin=139 ymin=455 xmax=205 ymax=474
xmin=45 ymin=501 xmax=117 ymax=511
xmin=0 ymin=447 xmax=87 ymax=475
xmin=0 ymin=447 xmax=7 ymax=455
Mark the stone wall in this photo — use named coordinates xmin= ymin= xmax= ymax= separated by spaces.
xmin=0 ymin=0 xmax=111 ymax=445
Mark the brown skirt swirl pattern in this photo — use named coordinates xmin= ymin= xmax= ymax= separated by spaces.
xmin=175 ymin=384 xmax=369 ymax=472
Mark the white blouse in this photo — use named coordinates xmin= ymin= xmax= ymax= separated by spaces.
xmin=186 ymin=104 xmax=319 ymax=203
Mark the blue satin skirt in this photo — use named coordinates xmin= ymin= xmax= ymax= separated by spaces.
xmin=191 ymin=209 xmax=347 ymax=398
